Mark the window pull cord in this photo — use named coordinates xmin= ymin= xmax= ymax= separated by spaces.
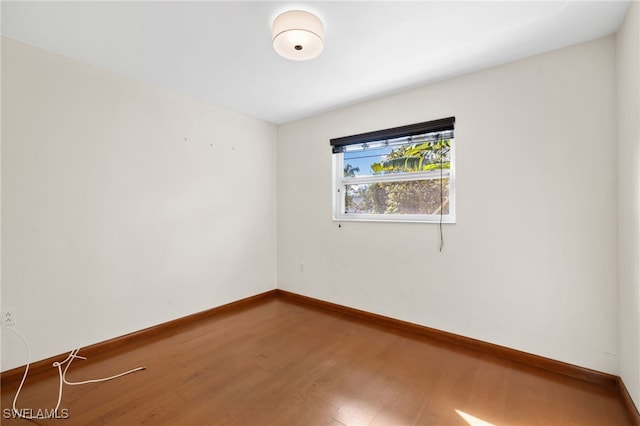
xmin=439 ymin=136 xmax=445 ymax=252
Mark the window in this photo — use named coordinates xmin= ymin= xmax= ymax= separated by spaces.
xmin=331 ymin=117 xmax=455 ymax=223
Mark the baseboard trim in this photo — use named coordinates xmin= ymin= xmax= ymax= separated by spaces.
xmin=274 ymin=289 xmax=617 ymax=388
xmin=1 ymin=289 xmax=277 ymax=383
xmin=618 ymin=376 xmax=640 ymax=426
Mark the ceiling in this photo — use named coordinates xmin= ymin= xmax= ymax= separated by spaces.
xmin=1 ymin=1 xmax=631 ymax=124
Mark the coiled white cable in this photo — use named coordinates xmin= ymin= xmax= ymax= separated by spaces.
xmin=2 ymin=326 xmax=145 ymax=420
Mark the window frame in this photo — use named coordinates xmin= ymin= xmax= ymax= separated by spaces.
xmin=331 ymin=119 xmax=456 ymax=224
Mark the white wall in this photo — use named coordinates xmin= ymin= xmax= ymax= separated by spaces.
xmin=1 ymin=25 xmax=630 ymax=388
xmin=617 ymin=0 xmax=640 ymax=409
xmin=1 ymin=37 xmax=278 ymax=371
xmin=278 ymin=37 xmax=619 ymax=374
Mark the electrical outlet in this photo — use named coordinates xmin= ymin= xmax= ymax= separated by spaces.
xmin=2 ymin=309 xmax=16 ymax=326
xmin=299 ymin=263 xmax=305 ymax=272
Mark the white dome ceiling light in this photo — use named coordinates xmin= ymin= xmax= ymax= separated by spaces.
xmin=272 ymin=10 xmax=324 ymax=61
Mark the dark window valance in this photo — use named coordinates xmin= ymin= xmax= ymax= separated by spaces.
xmin=330 ymin=116 xmax=455 ymax=154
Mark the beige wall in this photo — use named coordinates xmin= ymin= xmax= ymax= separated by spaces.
xmin=617 ymin=0 xmax=640 ymax=409
xmin=1 ymin=37 xmax=278 ymax=370
xmin=278 ymin=37 xmax=619 ymax=374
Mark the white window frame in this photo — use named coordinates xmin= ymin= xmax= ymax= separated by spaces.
xmin=332 ymin=134 xmax=456 ymax=224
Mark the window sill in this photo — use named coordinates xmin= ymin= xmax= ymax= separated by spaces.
xmin=333 ymin=215 xmax=456 ymax=224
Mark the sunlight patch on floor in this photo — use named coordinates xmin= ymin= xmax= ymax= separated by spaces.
xmin=455 ymin=409 xmax=496 ymax=426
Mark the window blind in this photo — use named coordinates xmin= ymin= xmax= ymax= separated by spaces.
xmin=330 ymin=116 xmax=455 ymax=154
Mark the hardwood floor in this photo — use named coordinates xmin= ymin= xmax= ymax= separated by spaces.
xmin=1 ymin=297 xmax=632 ymax=425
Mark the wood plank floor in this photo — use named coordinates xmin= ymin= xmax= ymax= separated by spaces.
xmin=1 ymin=297 xmax=632 ymax=425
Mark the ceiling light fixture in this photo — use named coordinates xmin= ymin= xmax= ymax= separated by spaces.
xmin=272 ymin=10 xmax=324 ymax=61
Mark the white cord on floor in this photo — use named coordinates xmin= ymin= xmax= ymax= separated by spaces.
xmin=57 ymin=348 xmax=145 ymax=385
xmin=2 ymin=326 xmax=145 ymax=420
